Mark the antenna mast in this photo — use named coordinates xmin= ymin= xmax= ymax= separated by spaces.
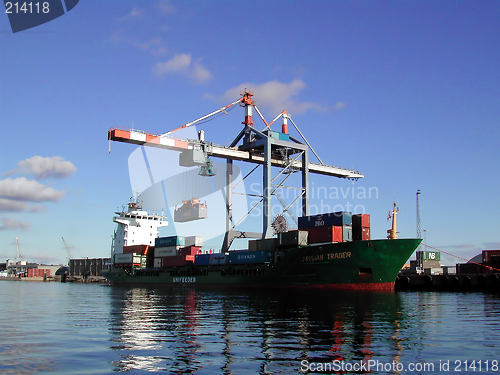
xmin=416 ymin=190 xmax=423 ymax=269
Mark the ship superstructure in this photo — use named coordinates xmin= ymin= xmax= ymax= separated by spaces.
xmin=112 ymin=200 xmax=168 ymax=255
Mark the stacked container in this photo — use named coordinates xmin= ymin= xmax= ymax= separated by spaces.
xmin=114 ymin=253 xmax=146 ymax=267
xmin=299 ymin=211 xmax=352 ymax=243
xmin=155 ymin=236 xmax=185 ymax=247
xmin=228 ymin=250 xmax=273 ymax=265
xmin=352 ymin=214 xmax=371 ymax=241
xmin=194 ymin=253 xmax=228 ymax=266
xmin=248 ymin=238 xmax=278 ymax=251
xmin=278 ymin=230 xmax=308 ymax=247
xmin=161 ymin=255 xmax=195 ymax=267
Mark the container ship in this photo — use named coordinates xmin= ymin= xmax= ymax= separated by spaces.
xmin=103 ymin=91 xmax=420 ymax=290
xmin=102 ymin=201 xmax=420 ymax=290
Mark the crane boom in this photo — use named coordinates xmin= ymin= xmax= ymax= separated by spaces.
xmin=108 ymin=128 xmax=364 ymax=179
xmin=62 ymin=237 xmax=73 ymax=260
xmin=15 ymin=237 xmax=23 ymax=261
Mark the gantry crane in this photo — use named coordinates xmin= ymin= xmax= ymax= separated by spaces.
xmin=108 ymin=91 xmax=364 ymax=251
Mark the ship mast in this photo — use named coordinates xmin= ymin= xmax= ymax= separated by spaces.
xmin=387 ymin=202 xmax=399 ymax=239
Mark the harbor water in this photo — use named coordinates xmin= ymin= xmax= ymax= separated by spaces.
xmin=1 ymin=282 xmax=499 ymax=374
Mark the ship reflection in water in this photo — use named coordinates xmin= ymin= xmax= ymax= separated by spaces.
xmin=108 ymin=288 xmax=434 ymax=374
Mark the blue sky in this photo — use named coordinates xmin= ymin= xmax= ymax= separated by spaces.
xmin=1 ymin=0 xmax=499 ymax=265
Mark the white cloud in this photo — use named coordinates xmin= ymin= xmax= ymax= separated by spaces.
xmin=28 ymin=205 xmax=46 ymax=213
xmin=218 ymin=78 xmax=329 ymax=116
xmin=154 ymin=53 xmax=192 ymax=75
xmin=191 ymin=63 xmax=213 ymax=84
xmin=0 ymin=218 xmax=30 ymax=231
xmin=0 ymin=178 xmax=65 ymax=202
xmin=0 ymin=199 xmax=28 ymax=212
xmin=158 ymin=0 xmax=175 ymax=14
xmin=122 ymin=7 xmax=144 ymax=19
xmin=154 ymin=53 xmax=212 ymax=84
xmin=6 ymin=156 xmax=76 ymax=180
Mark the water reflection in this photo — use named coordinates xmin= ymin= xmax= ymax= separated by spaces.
xmin=108 ymin=288 xmax=422 ymax=373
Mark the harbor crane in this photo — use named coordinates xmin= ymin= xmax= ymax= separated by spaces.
xmin=15 ymin=237 xmax=23 ymax=261
xmin=62 ymin=237 xmax=73 ymax=263
xmin=108 ymin=91 xmax=364 ymax=251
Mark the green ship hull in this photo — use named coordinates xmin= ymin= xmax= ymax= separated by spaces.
xmin=102 ymin=238 xmax=421 ymax=291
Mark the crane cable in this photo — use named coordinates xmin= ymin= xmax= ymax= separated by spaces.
xmin=423 ymin=243 xmax=500 ymax=273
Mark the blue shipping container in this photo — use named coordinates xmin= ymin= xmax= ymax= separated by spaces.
xmin=298 ymin=212 xmax=352 ymax=229
xmin=228 ymin=250 xmax=273 ymax=265
xmin=194 ymin=254 xmax=210 ymax=266
xmin=194 ymin=253 xmax=228 ymax=266
xmin=209 ymin=254 xmax=228 ymax=265
xmin=155 ymin=236 xmax=185 ymax=247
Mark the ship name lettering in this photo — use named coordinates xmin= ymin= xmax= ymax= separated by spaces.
xmin=327 ymin=252 xmax=351 ymax=260
xmin=302 ymin=254 xmax=324 ymax=262
xmin=173 ymin=277 xmax=196 ymax=283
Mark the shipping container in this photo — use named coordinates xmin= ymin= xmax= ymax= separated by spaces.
xmin=154 ymin=246 xmax=181 ymax=257
xmin=482 ymin=250 xmax=500 ymax=264
xmin=298 ymin=211 xmax=352 ymax=229
xmin=353 ymin=227 xmax=370 ymax=241
xmin=442 ymin=265 xmax=456 ymax=275
xmin=123 ymin=245 xmax=150 ymax=255
xmin=342 ymin=226 xmax=352 ymax=242
xmin=456 ymin=263 xmax=482 ymax=274
xmin=248 ymin=239 xmax=258 ymax=251
xmin=228 ymin=250 xmax=273 ymax=265
xmin=352 ymin=214 xmax=370 ymax=228
xmin=209 ymin=253 xmax=228 ymax=265
xmin=423 ymin=260 xmax=441 ymax=268
xmin=278 ymin=230 xmax=308 ymax=247
xmin=185 ymin=236 xmax=204 ymax=247
xmin=162 ymin=255 xmax=195 ymax=267
xmin=307 ymin=225 xmax=343 ymax=244
xmin=181 ymin=246 xmax=201 ymax=257
xmin=258 ymin=238 xmax=278 ymax=251
xmin=248 ymin=238 xmax=277 ymax=251
xmin=195 ymin=253 xmax=228 ymax=266
xmin=114 ymin=253 xmax=144 ymax=265
xmin=194 ymin=254 xmax=210 ymax=266
xmin=28 ymin=268 xmax=49 ymax=277
xmin=155 ymin=236 xmax=185 ymax=247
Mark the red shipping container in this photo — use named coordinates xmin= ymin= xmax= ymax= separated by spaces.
xmin=162 ymin=255 xmax=195 ymax=267
xmin=352 ymin=214 xmax=370 ymax=228
xmin=361 ymin=227 xmax=370 ymax=241
xmin=28 ymin=269 xmax=34 ymax=277
xmin=123 ymin=245 xmax=150 ymax=255
xmin=180 ymin=246 xmax=201 ymax=257
xmin=307 ymin=225 xmax=342 ymax=244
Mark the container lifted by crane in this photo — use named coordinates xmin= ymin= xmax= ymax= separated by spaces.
xmin=108 ymin=90 xmax=364 ymax=251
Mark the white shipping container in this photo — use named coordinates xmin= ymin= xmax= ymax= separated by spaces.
xmin=154 ymin=246 xmax=181 ymax=257
xmin=114 ymin=253 xmax=143 ymax=264
xmin=153 ymin=258 xmax=162 ymax=267
xmin=185 ymin=235 xmax=204 ymax=247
